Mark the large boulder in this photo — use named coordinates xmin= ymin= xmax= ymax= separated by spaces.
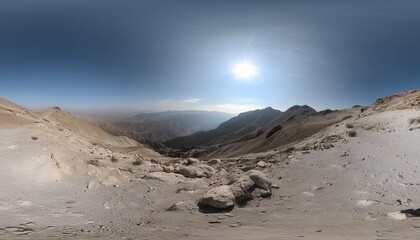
xmin=199 ymin=185 xmax=235 ymax=209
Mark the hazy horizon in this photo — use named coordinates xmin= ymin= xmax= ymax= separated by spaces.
xmin=1 ymin=0 xmax=420 ymax=114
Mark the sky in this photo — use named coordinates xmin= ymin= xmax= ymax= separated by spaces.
xmin=0 ymin=0 xmax=420 ymax=114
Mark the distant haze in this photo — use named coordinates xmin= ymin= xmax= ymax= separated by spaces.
xmin=0 ymin=0 xmax=420 ymax=113
xmin=115 ymin=110 xmax=234 ymax=142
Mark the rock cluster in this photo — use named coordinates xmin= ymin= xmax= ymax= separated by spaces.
xmin=199 ymin=170 xmax=272 ymax=209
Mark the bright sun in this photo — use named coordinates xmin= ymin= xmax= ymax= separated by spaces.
xmin=233 ymin=61 xmax=257 ymax=80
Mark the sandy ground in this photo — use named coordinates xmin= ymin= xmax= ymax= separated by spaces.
xmin=2 ymin=94 xmax=420 ymax=239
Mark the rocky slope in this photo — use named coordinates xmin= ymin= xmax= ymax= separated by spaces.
xmin=2 ymin=90 xmax=420 ymax=239
xmin=165 ymin=105 xmax=357 ymax=158
xmin=164 ymin=107 xmax=282 ymax=149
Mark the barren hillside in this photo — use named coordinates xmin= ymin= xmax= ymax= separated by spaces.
xmin=165 ymin=105 xmax=358 ymax=158
xmin=1 ymin=91 xmax=420 ymax=239
xmin=116 ymin=111 xmax=233 ymax=143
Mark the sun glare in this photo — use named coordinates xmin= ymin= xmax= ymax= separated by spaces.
xmin=233 ymin=61 xmax=257 ymax=80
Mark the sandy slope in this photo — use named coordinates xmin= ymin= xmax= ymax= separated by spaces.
xmin=2 ymin=91 xmax=420 ymax=239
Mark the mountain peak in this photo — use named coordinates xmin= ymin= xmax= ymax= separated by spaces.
xmin=285 ymin=105 xmax=316 ymax=113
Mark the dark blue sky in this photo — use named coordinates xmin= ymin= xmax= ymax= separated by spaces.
xmin=1 ymin=0 xmax=419 ymax=113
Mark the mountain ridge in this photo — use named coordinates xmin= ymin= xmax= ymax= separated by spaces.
xmin=164 ymin=106 xmax=282 ymax=149
xmin=164 ymin=104 xmax=355 ymax=158
xmin=115 ymin=110 xmax=234 ymax=143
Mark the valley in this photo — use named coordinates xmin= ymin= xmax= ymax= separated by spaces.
xmin=1 ymin=90 xmax=420 ymax=239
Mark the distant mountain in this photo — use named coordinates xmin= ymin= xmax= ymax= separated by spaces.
xmin=115 ymin=110 xmax=234 ymax=143
xmin=164 ymin=107 xmax=283 ymax=148
xmin=164 ymin=105 xmax=356 ymax=158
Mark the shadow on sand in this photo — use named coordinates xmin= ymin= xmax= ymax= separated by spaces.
xmin=197 ymin=203 xmax=234 ymax=214
xmin=401 ymin=209 xmax=420 ymax=217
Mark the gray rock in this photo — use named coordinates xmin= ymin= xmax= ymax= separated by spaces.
xmin=187 ymin=158 xmax=200 ymax=165
xmin=260 ymin=190 xmax=272 ymax=198
xmin=199 ymin=185 xmax=235 ymax=209
xmin=208 ymin=158 xmax=222 ymax=165
xmin=199 ymin=170 xmax=272 ymax=209
xmin=177 ymin=164 xmax=216 ymax=178
xmin=163 ymin=165 xmax=175 ymax=173
xmin=143 ymin=172 xmax=186 ymax=183
xmin=256 ymin=161 xmax=267 ymax=168
xmin=177 ymin=166 xmax=203 ymax=178
xmin=198 ymin=164 xmax=216 ymax=177
xmin=232 ymin=175 xmax=256 ymax=195
xmin=247 ymin=170 xmax=272 ymax=192
xmin=166 ymin=201 xmax=196 ymax=211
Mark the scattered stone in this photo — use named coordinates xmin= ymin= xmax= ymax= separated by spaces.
xmin=208 ymin=159 xmax=222 ymax=165
xmin=177 ymin=166 xmax=203 ymax=178
xmin=271 ymin=184 xmax=280 ymax=189
xmin=260 ymin=190 xmax=272 ymax=198
xmin=302 ymin=151 xmax=310 ymax=154
xmin=229 ymin=223 xmax=241 ymax=227
xmin=187 ymin=158 xmax=200 ymax=165
xmin=302 ymin=192 xmax=314 ymax=197
xmin=177 ymin=164 xmax=216 ymax=178
xmin=312 ymin=185 xmax=323 ymax=191
xmin=199 ymin=164 xmax=217 ymax=177
xmin=143 ymin=172 xmax=186 ymax=183
xmin=208 ymin=220 xmax=222 ymax=224
xmin=256 ymin=161 xmax=267 ymax=168
xmin=163 ymin=165 xmax=174 ymax=173
xmin=346 ymin=129 xmax=357 ymax=137
xmin=110 ymin=156 xmax=118 ymax=163
xmin=388 ymin=211 xmax=407 ymax=220
xmin=31 ymin=136 xmax=38 ymax=140
xmin=166 ymin=201 xmax=195 ymax=212
xmin=135 ymin=161 xmax=160 ymax=171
